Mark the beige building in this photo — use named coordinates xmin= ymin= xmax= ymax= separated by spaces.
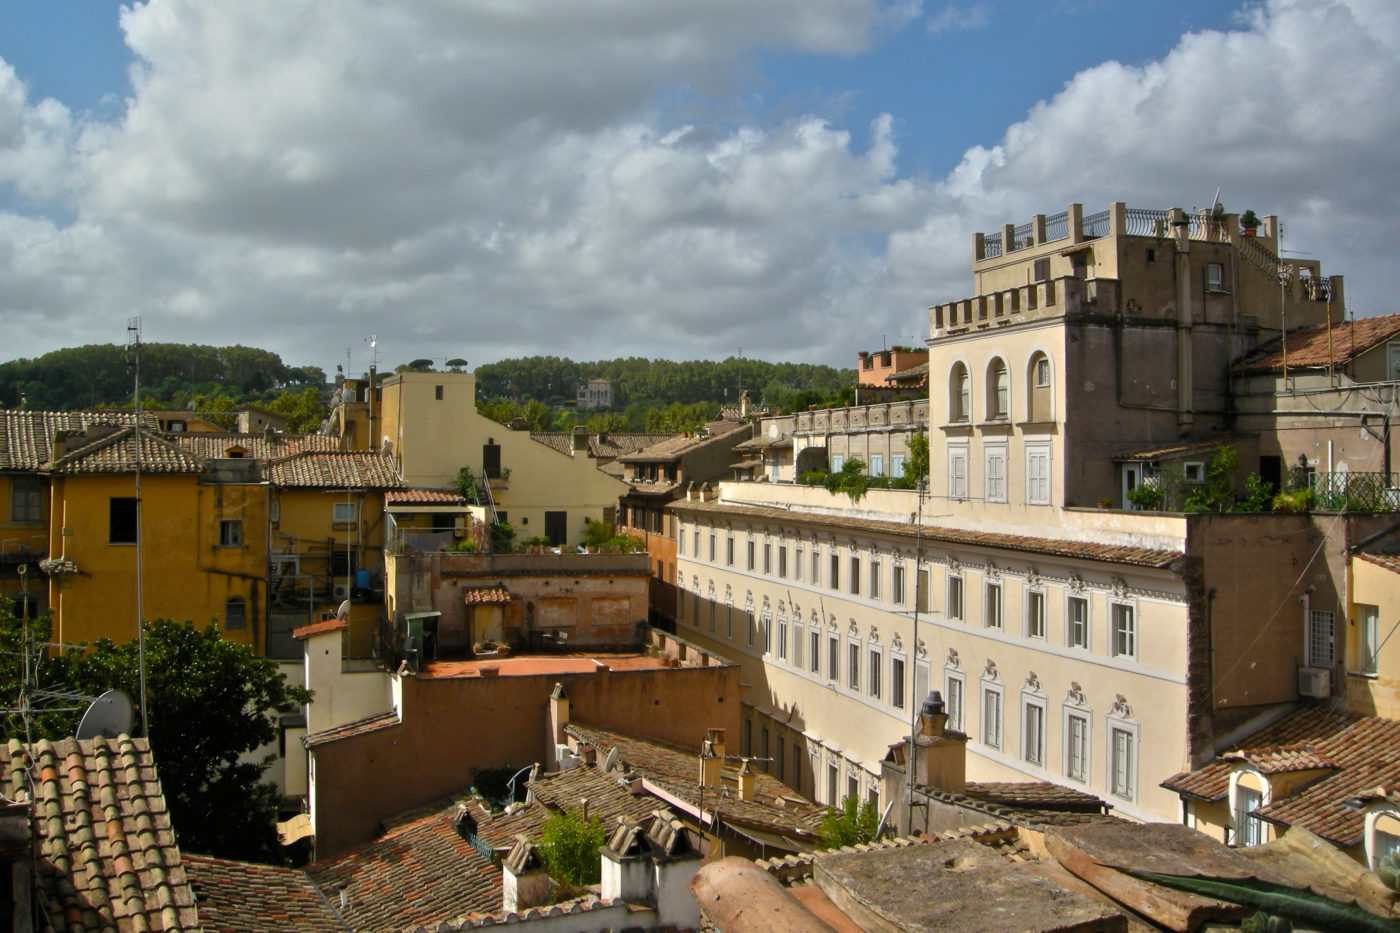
xmin=377 ymin=371 xmax=629 ymax=547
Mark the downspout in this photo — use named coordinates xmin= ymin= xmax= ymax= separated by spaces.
xmin=1172 ymin=207 xmax=1194 ymax=435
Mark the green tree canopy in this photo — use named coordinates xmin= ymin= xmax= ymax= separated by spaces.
xmin=1 ymin=609 xmax=311 ymax=864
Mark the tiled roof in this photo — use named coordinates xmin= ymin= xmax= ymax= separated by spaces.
xmin=307 ymin=806 xmax=501 ymax=931
xmin=293 ymin=618 xmax=348 ymax=640
xmin=184 ymin=854 xmax=344 ymax=933
xmin=1357 ymin=550 xmax=1400 ymax=575
xmin=528 ymin=432 xmax=678 ymax=459
xmin=304 ymin=711 xmax=401 ymax=748
xmin=525 ymin=764 xmax=663 ymax=829
xmin=670 ymin=497 xmax=1184 ymax=569
xmin=1162 ymin=707 xmax=1400 ymax=847
xmin=0 ymin=409 xmax=156 ymax=470
xmin=1232 ymin=312 xmax=1400 ymax=374
xmin=887 ymin=360 xmax=930 ymax=382
xmin=1113 ymin=433 xmax=1256 ymax=461
xmin=387 ymin=488 xmax=468 ymax=506
xmin=463 ymin=586 xmax=511 ymax=605
xmin=170 ymin=432 xmax=340 ymax=461
xmin=963 ymin=781 xmax=1108 ymax=811
xmin=266 ymin=450 xmax=403 ymax=488
xmin=1222 ymin=743 xmax=1335 ymax=774
xmin=49 ymin=427 xmax=210 ymax=475
xmin=2 ymin=735 xmax=201 ymax=932
xmin=564 ymin=722 xmax=823 ymax=841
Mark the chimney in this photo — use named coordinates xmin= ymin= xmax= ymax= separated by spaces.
xmin=737 ymin=759 xmax=757 ymax=801
xmin=571 ymin=426 xmax=589 ymax=455
xmin=700 ymin=481 xmax=713 ymax=502
xmin=549 ymin=683 xmax=570 ymax=750
xmin=502 ymin=835 xmax=552 ymax=913
xmin=919 ymin=690 xmax=949 ymax=737
xmin=698 ymin=728 xmax=725 ymax=788
xmin=912 ymin=690 xmax=965 ymax=794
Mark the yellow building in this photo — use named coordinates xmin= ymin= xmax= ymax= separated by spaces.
xmin=42 ymin=425 xmax=268 ymax=651
xmin=1348 ymin=548 xmax=1400 ymax=718
xmin=375 ymin=372 xmax=629 ymax=547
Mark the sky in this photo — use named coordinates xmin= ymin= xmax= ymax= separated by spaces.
xmin=0 ymin=0 xmax=1396 ymax=378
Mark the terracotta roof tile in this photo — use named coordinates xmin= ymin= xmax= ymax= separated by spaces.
xmin=528 ymin=432 xmax=678 ymax=459
xmin=463 ymin=586 xmax=511 ymax=605
xmin=1357 ymin=550 xmax=1400 ymax=575
xmin=49 ymin=427 xmax=209 ymax=475
xmin=1113 ymin=433 xmax=1257 ymax=462
xmin=185 ymin=854 xmax=344 ymax=932
xmin=170 ymin=432 xmax=341 ymax=461
xmin=564 ymin=722 xmax=823 ymax=842
xmin=293 ymin=618 xmax=348 ymax=640
xmin=671 ymin=498 xmax=1183 ymax=569
xmin=304 ymin=711 xmax=401 ymax=748
xmin=1233 ymin=312 xmax=1400 ymax=374
xmin=266 ymin=450 xmax=403 ymax=488
xmin=1162 ymin=707 xmax=1400 ymax=847
xmin=307 ymin=807 xmax=501 ymax=931
xmin=0 ymin=410 xmax=157 ymax=470
xmin=2 ymin=735 xmax=201 ymax=932
xmin=386 ymin=488 xmax=468 ymax=505
xmin=525 ymin=764 xmax=664 ymax=829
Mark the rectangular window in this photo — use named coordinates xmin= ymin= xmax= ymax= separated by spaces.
xmin=985 ymin=446 xmax=1007 ymax=503
xmin=830 ymin=553 xmax=840 ymax=591
xmin=848 ymin=642 xmax=860 ymax=690
xmin=1026 ymin=445 xmax=1051 ymax=505
xmin=891 ymin=454 xmax=906 ymax=479
xmin=811 ymin=550 xmax=820 ymax=586
xmin=1026 ymin=590 xmax=1045 ymax=639
xmin=831 ymin=453 xmax=844 ymax=472
xmin=1110 ymin=727 xmax=1137 ymax=800
xmin=892 ymin=563 xmax=905 ymax=605
xmin=946 ymin=674 xmax=964 ymax=732
xmin=1111 ymin=603 xmax=1136 ymax=659
xmin=1206 ymin=263 xmax=1224 ymax=291
xmin=984 ymin=581 xmax=1003 ymax=630
xmin=948 ymin=576 xmax=964 ymax=622
xmin=1066 ymin=713 xmax=1089 ymax=782
xmin=1023 ymin=701 xmax=1045 ymax=766
xmin=794 ymin=546 xmax=804 ymax=582
xmin=948 ymin=447 xmax=968 ymax=499
xmin=726 ymin=535 xmax=735 ymax=566
xmin=777 ymin=615 xmax=788 ymax=661
xmin=747 ymin=610 xmax=756 ymax=648
xmin=225 ymin=597 xmax=246 ymax=630
xmin=10 ymin=478 xmax=43 ymax=523
xmin=869 ymin=649 xmax=882 ymax=699
xmin=868 ymin=559 xmax=881 ymax=600
xmin=776 ymin=736 xmax=785 ymax=781
xmin=849 ymin=556 xmax=860 ymax=595
xmin=810 ymin=629 xmax=821 ymax=674
xmin=870 ymin=454 xmax=884 ymax=477
xmin=708 ymin=532 xmax=716 ymax=561
xmin=1236 ymin=786 xmax=1264 ymax=846
xmin=692 ymin=529 xmax=700 ymax=555
xmin=827 ymin=765 xmax=838 ymax=805
xmin=1359 ymin=604 xmax=1379 ymax=674
xmin=109 ymin=497 xmax=138 ymax=544
xmin=332 ymin=501 xmax=356 ymax=523
xmin=434 ymin=385 xmax=444 ymax=400
xmin=982 ymin=687 xmax=1003 ymax=750
xmin=917 ymin=567 xmax=931 ymax=613
xmin=726 ymin=603 xmax=734 ymax=640
xmin=891 ymin=656 xmax=905 ymax=709
xmin=219 ymin=519 xmax=243 ymax=547
xmin=828 ymin=635 xmax=839 ymax=682
xmin=1308 ymin=608 xmax=1335 ymax=668
xmin=778 ymin=545 xmax=788 ymax=579
xmin=677 ymin=530 xmax=685 ymax=555
xmin=1067 ymin=595 xmax=1089 ymax=649
xmin=1035 ymin=357 xmax=1051 ymax=387
xmin=763 ymin=542 xmax=772 ymax=575
xmin=1033 ymin=257 xmax=1050 ymax=281
xmin=269 ymin=498 xmax=280 ymax=524
xmin=747 ymin=540 xmax=756 ymax=571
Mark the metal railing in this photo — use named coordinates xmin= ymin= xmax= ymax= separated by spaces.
xmin=980 ymin=234 xmax=1003 ymax=259
xmin=1008 ymin=221 xmax=1034 ymax=252
xmin=1124 ymin=208 xmax=1168 ymax=236
xmin=1081 ymin=209 xmax=1110 ymax=239
xmin=1044 ymin=211 xmax=1069 ymax=242
xmin=1309 ymin=472 xmax=1400 ymax=512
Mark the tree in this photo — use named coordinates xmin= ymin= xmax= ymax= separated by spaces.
xmin=266 ymin=386 xmax=329 ymax=432
xmin=818 ymin=794 xmax=881 ymax=850
xmin=585 ymin=412 xmax=629 ymax=433
xmin=538 ymin=808 xmax=607 ymax=888
xmin=522 ymin=400 xmax=551 ymax=432
xmin=1 ymin=609 xmax=311 ymax=863
xmin=446 ymin=358 xmax=469 ymax=373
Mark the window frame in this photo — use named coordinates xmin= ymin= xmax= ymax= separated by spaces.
xmin=981 ymin=683 xmax=1003 ymax=751
xmin=1022 ymin=696 xmax=1046 ymax=767
xmin=945 ymin=670 xmax=965 ymax=733
xmin=847 ymin=640 xmax=860 ymax=691
xmin=868 ymin=646 xmax=882 ymax=700
xmin=1111 ymin=601 xmax=1137 ymax=660
xmin=225 ymin=596 xmax=247 ymax=630
xmin=1025 ymin=588 xmax=1046 ymax=640
xmin=947 ymin=574 xmax=964 ymax=622
xmin=1064 ymin=708 xmax=1091 ymax=784
xmin=1066 ymin=594 xmax=1090 ymax=650
xmin=984 ymin=443 xmax=1007 ymax=503
xmin=1025 ymin=443 xmax=1051 ymax=506
xmin=219 ymin=519 xmax=244 ymax=548
xmin=1107 ymin=716 xmax=1140 ymax=804
xmin=868 ymin=558 xmax=881 ymax=600
xmin=9 ymin=477 xmax=44 ymax=524
xmin=984 ymin=580 xmax=1003 ymax=630
xmin=947 ymin=445 xmax=969 ymax=500
xmin=332 ymin=501 xmax=357 ymax=524
xmin=109 ymin=497 xmax=138 ymax=545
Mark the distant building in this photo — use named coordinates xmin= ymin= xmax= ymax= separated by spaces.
xmin=857 ymin=347 xmax=929 ymax=387
xmin=577 ymin=377 xmax=615 ymax=410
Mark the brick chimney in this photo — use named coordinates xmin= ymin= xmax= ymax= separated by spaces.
xmin=736 ymin=759 xmax=757 ymax=801
xmin=571 ymin=426 xmax=589 ymax=455
xmin=912 ymin=690 xmax=966 ymax=793
xmin=549 ymin=683 xmax=570 ymax=750
xmin=502 ymin=834 xmax=551 ymax=912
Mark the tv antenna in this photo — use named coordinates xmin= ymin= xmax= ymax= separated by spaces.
xmin=125 ymin=316 xmax=149 ymax=737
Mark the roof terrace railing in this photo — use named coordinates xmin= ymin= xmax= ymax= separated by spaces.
xmin=1080 ymin=209 xmax=1111 ymax=239
xmin=1044 ymin=210 xmax=1069 ymax=242
xmin=1124 ymin=208 xmax=1169 ymax=236
xmin=1310 ymin=472 xmax=1400 ymax=512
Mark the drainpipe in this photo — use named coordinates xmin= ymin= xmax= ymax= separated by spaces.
xmin=1171 ymin=207 xmax=1194 ymax=435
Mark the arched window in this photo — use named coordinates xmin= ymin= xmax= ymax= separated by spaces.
xmin=949 ymin=363 xmax=970 ymax=422
xmin=225 ymin=596 xmax=247 ymax=630
xmin=987 ymin=359 xmax=1009 ymax=420
xmin=1027 ymin=353 xmax=1053 ymax=422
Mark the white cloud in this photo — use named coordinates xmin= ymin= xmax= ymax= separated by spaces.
xmin=925 ymin=3 xmax=991 ymax=35
xmin=0 ymin=0 xmax=1396 ymax=375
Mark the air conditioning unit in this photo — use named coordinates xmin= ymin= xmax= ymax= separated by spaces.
xmin=332 ymin=583 xmax=350 ymax=601
xmin=1297 ymin=666 xmax=1331 ymax=699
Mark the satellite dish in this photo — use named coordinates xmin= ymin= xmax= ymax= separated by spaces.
xmin=336 ymin=599 xmax=351 ymax=620
xmin=76 ymin=689 xmax=134 ymax=740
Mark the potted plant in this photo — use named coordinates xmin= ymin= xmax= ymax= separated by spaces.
xmin=1097 ymin=498 xmax=1113 ymax=509
xmin=1239 ymin=209 xmax=1261 ymax=236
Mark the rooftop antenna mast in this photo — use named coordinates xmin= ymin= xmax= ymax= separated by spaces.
xmin=125 ymin=317 xmax=149 ymax=738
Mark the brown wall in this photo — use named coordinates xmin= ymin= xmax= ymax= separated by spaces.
xmin=311 ymin=655 xmax=741 ymax=858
